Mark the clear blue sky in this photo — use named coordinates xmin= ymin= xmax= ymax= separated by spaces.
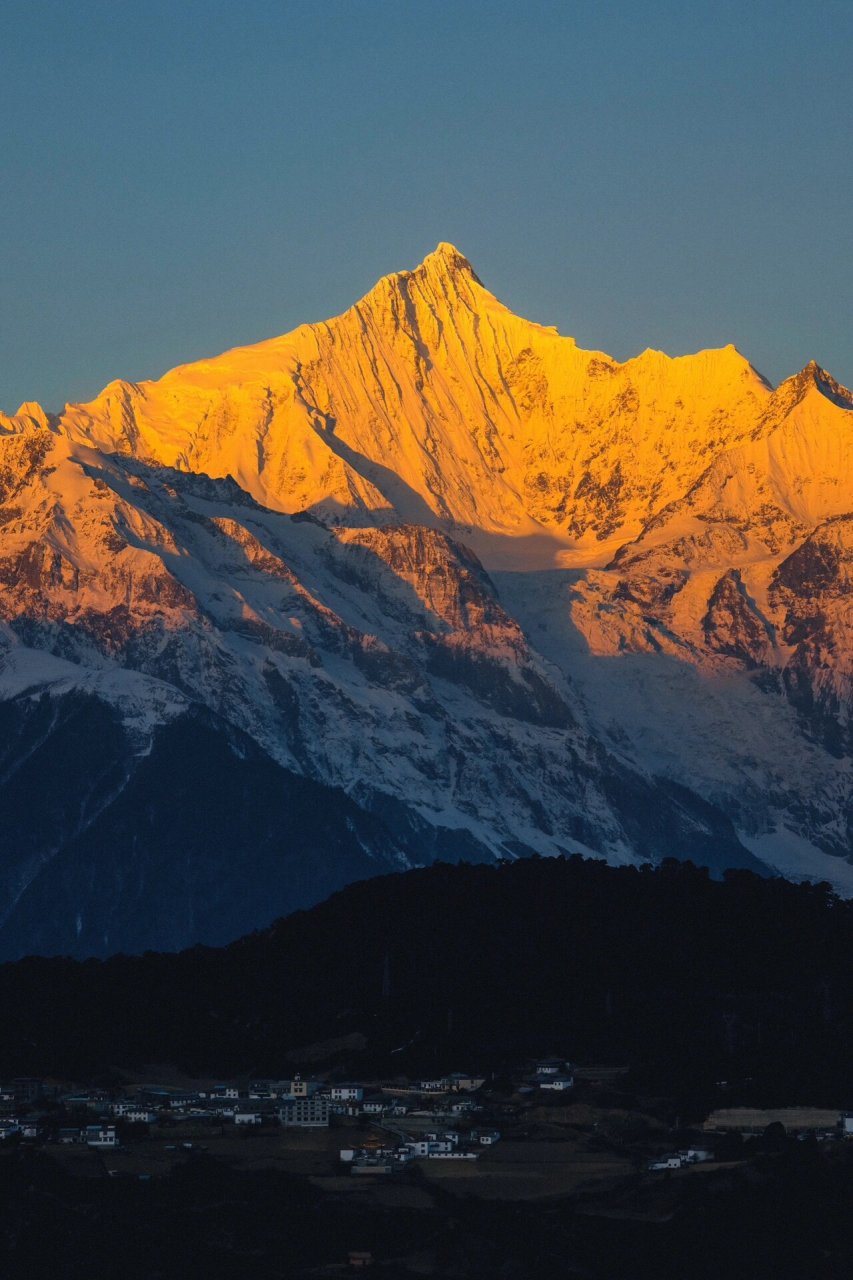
xmin=2 ymin=0 xmax=851 ymax=411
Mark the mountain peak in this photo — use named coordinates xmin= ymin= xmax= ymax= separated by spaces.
xmin=0 ymin=400 xmax=52 ymax=432
xmin=782 ymin=360 xmax=853 ymax=410
xmin=350 ymin=242 xmax=487 ymax=327
xmin=416 ymin=241 xmax=482 ymax=285
xmin=425 ymin=240 xmax=470 ymax=264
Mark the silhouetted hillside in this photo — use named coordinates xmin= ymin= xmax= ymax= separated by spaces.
xmin=2 ymin=856 xmax=853 ymax=1103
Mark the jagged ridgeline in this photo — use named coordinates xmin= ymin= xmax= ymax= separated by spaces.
xmin=0 ymin=245 xmax=852 ymax=956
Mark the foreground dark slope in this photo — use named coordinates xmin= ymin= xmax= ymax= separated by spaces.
xmin=2 ymin=856 xmax=852 ymax=1103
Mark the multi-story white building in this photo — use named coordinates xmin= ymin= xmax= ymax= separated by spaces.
xmin=406 ymin=1138 xmax=454 ymax=1157
xmin=279 ymin=1098 xmax=330 ymax=1128
xmin=417 ymin=1078 xmax=447 ymax=1092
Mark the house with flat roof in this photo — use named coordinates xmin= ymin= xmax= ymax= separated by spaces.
xmin=86 ymin=1125 xmax=117 ymax=1149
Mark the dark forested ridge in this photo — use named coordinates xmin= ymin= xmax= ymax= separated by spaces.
xmin=2 ymin=855 xmax=853 ymax=1105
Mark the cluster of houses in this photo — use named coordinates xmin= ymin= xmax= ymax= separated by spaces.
xmin=0 ymin=1118 xmax=38 ymax=1142
xmin=0 ymin=1069 xmax=501 ymax=1150
xmin=0 ymin=1058 xmax=577 ymax=1157
xmin=0 ymin=1079 xmax=54 ymax=1144
xmin=59 ymin=1125 xmax=119 ymax=1149
xmin=12 ymin=1060 xmax=853 ymax=1189
xmin=645 ymin=1109 xmax=853 ymax=1171
xmin=49 ymin=1077 xmax=344 ymax=1142
xmin=230 ymin=1071 xmax=501 ymax=1134
xmin=340 ymin=1127 xmax=501 ymax=1174
xmin=192 ymin=1073 xmax=490 ymax=1132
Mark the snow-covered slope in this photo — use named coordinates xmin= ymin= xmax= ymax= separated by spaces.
xmin=50 ymin=243 xmax=772 ymax=567
xmin=0 ymin=427 xmax=761 ymax=893
xmin=1 ymin=243 xmax=851 ymax=954
xmin=516 ymin=362 xmax=853 ymax=883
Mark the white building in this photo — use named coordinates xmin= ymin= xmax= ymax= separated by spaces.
xmin=125 ymin=1109 xmax=156 ymax=1124
xmin=234 ymin=1111 xmax=263 ymax=1126
xmin=406 ymin=1139 xmax=454 ymax=1157
xmin=429 ymin=1150 xmax=479 ymax=1160
xmin=648 ymin=1155 xmax=683 ymax=1171
xmin=279 ymin=1098 xmax=330 ymax=1128
xmin=330 ymin=1085 xmax=364 ymax=1102
xmin=424 ymin=1130 xmax=460 ymax=1147
xmin=111 ymin=1105 xmax=156 ymax=1123
xmin=477 ymin=1130 xmax=501 ymax=1145
xmin=534 ymin=1058 xmax=567 ymax=1075
xmin=86 ymin=1125 xmax=118 ymax=1149
xmin=448 ymin=1099 xmax=478 ymax=1115
xmin=539 ymin=1074 xmax=574 ymax=1092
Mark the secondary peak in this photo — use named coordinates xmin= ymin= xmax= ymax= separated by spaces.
xmin=788 ymin=361 xmax=853 ymax=410
xmin=13 ymin=401 xmax=51 ymax=429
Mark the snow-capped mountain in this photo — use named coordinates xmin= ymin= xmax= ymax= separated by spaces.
xmin=1 ymin=244 xmax=851 ymax=955
xmin=54 ymin=243 xmax=773 ymax=565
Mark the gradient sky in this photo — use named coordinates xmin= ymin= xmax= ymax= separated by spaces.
xmin=2 ymin=0 xmax=851 ymax=412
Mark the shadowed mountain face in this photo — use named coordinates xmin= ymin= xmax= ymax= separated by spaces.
xmin=0 ymin=694 xmax=411 ymax=959
xmin=0 ymin=245 xmax=851 ymax=954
